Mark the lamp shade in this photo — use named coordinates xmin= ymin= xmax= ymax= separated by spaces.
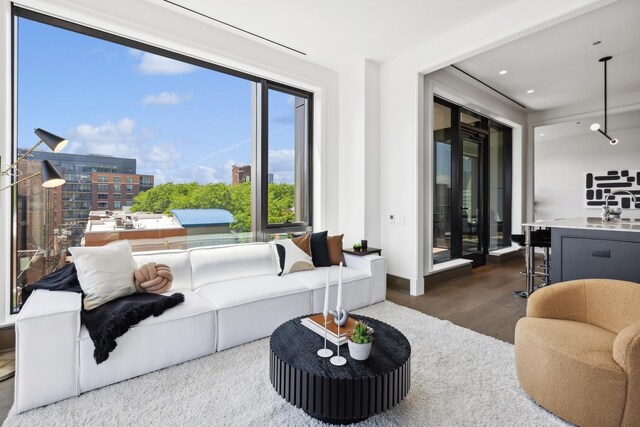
xmin=40 ymin=160 xmax=65 ymax=188
xmin=34 ymin=128 xmax=68 ymax=153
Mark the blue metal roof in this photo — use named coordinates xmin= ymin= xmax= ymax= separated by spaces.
xmin=171 ymin=209 xmax=235 ymax=227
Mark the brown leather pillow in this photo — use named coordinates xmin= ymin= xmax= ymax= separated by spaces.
xmin=326 ymin=234 xmax=345 ymax=266
xmin=292 ymin=234 xmax=311 ymax=256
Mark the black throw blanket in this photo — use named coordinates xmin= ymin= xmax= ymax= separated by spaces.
xmin=23 ymin=263 xmax=184 ymax=364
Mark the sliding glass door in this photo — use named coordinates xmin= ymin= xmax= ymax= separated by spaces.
xmin=432 ymin=97 xmax=512 ymax=267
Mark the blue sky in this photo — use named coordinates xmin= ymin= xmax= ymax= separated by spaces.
xmin=17 ymin=17 xmax=297 ymax=184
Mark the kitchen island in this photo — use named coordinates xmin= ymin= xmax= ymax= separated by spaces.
xmin=523 ymin=217 xmax=640 ymax=290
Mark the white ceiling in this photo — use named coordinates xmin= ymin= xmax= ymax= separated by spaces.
xmin=156 ymin=0 xmax=516 ymax=68
xmin=455 ymin=0 xmax=640 ymax=112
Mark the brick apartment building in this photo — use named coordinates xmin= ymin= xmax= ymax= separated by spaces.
xmin=91 ymin=172 xmax=154 ymax=210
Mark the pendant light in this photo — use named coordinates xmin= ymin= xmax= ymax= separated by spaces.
xmin=590 ymin=56 xmax=618 ymax=145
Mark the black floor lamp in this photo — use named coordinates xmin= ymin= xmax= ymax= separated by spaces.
xmin=0 ymin=128 xmax=67 ymax=382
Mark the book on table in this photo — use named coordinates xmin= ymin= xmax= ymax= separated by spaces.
xmin=301 ymin=313 xmax=357 ymax=346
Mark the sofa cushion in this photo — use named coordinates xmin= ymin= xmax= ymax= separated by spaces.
xmin=310 ymin=231 xmax=331 ymax=267
xmin=196 ymin=275 xmax=312 ymax=351
xmin=132 ymin=249 xmax=192 ymax=290
xmin=190 ymin=243 xmax=279 ymax=289
xmin=277 ymin=239 xmax=315 ymax=274
xmin=515 ymin=317 xmax=627 ymax=427
xmin=196 ymin=275 xmax=310 ymax=309
xmin=326 ymin=234 xmax=345 ymax=265
xmin=286 ymin=266 xmax=372 ymax=312
xmin=78 ymin=290 xmax=216 ymax=393
xmin=69 ymin=240 xmax=137 ymax=311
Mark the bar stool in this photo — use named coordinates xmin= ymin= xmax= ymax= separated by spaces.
xmin=512 ymin=229 xmax=551 ymax=298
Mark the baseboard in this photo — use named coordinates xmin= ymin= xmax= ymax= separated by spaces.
xmin=0 ymin=326 xmax=15 ymax=352
xmin=424 ymin=263 xmax=472 ymax=290
xmin=387 ymin=274 xmax=410 ymax=293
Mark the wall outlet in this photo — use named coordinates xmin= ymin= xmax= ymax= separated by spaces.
xmin=389 ymin=215 xmax=395 ymax=225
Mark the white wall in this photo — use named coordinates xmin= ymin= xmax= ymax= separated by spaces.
xmin=0 ymin=0 xmax=341 ymax=323
xmin=423 ymin=68 xmax=527 ymax=275
xmin=379 ymin=0 xmax=607 ymax=295
xmin=535 ymin=125 xmax=640 ymax=220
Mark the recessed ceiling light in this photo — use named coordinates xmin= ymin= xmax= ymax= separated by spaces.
xmin=527 ymin=89 xmax=535 ymax=94
xmin=539 ymin=133 xmax=545 ymax=136
xmin=499 ymin=70 xmax=507 ymax=75
xmin=593 ymin=40 xmax=602 ymax=46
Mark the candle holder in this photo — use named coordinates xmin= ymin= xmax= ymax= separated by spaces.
xmin=317 ymin=314 xmax=333 ymax=358
xmin=329 ymin=308 xmax=348 ymax=366
xmin=329 ymin=322 xmax=347 ymax=366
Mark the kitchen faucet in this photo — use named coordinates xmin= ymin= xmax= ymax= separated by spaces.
xmin=602 ymin=190 xmax=637 ymax=222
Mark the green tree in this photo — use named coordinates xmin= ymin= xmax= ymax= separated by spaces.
xmin=131 ymin=181 xmax=296 ymax=233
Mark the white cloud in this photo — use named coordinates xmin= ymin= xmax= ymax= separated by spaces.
xmin=69 ymin=118 xmax=151 ymax=159
xmin=144 ymin=144 xmax=182 ymax=169
xmin=268 ymin=149 xmax=295 ymax=184
xmin=140 ymin=91 xmax=184 ymax=106
xmin=136 ymin=52 xmax=196 ymax=75
xmin=68 ymin=119 xmax=180 ymax=172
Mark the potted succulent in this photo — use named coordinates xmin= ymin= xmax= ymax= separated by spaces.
xmin=352 ymin=242 xmax=362 ymax=251
xmin=348 ymin=320 xmax=373 ymax=360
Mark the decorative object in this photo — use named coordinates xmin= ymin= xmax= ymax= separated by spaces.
xmin=360 ymin=239 xmax=368 ymax=250
xmin=5 ymin=301 xmax=570 ymax=426
xmin=590 ymin=56 xmax=619 ymax=145
xmin=326 ymin=234 xmax=345 ymax=265
xmin=69 ymin=240 xmax=138 ymax=310
xmin=347 ymin=320 xmax=373 ymax=361
xmin=309 ymin=231 xmax=331 ymax=267
xmin=352 ymin=242 xmax=362 ymax=251
xmin=316 ymin=270 xmax=333 ymax=358
xmin=301 ymin=313 xmax=357 ymax=345
xmin=133 ymin=263 xmax=174 ymax=293
xmin=0 ymin=128 xmax=67 ymax=192
xmin=271 ymin=313 xmax=410 ymax=424
xmin=585 ymin=170 xmax=640 ymax=209
xmin=329 ymin=262 xmax=348 ymax=366
xmin=275 ymin=238 xmax=315 ymax=274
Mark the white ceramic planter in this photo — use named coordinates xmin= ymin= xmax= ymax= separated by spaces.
xmin=348 ymin=340 xmax=372 ymax=361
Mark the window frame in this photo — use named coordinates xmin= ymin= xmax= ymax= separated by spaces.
xmin=9 ymin=6 xmax=314 ymax=313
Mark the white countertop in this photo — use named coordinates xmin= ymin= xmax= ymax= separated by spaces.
xmin=523 ymin=217 xmax=640 ymax=232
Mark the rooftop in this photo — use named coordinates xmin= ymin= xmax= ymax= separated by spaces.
xmin=171 ymin=209 xmax=235 ymax=227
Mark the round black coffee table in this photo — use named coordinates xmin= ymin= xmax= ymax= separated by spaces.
xmin=269 ymin=314 xmax=411 ymax=424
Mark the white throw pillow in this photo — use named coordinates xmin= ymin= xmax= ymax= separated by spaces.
xmin=277 ymin=239 xmax=315 ymax=274
xmin=69 ymin=240 xmax=137 ymax=311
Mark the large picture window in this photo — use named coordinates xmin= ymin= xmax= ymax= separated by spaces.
xmin=10 ymin=8 xmax=313 ymax=312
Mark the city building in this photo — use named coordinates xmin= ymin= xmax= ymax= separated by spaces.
xmin=231 ymin=164 xmax=251 ymax=185
xmin=231 ymin=164 xmax=273 ymax=184
xmin=91 ymin=172 xmax=154 ymax=211
xmin=83 ymin=208 xmax=236 ymax=250
xmin=16 ymin=149 xmax=153 ymax=246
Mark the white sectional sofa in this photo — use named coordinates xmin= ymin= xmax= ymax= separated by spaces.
xmin=14 ymin=242 xmax=386 ymax=413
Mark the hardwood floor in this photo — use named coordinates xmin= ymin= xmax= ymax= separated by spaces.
xmin=388 ymin=257 xmax=528 ymax=344
xmin=0 ymin=258 xmax=528 ymax=423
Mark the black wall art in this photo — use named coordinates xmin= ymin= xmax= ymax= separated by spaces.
xmin=585 ymin=170 xmax=640 ymax=209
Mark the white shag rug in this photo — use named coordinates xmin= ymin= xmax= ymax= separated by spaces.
xmin=3 ymin=301 xmax=570 ymax=427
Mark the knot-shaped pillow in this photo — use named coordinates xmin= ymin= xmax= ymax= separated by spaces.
xmin=133 ymin=262 xmax=173 ymax=294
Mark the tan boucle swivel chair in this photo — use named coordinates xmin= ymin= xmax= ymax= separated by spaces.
xmin=515 ymin=279 xmax=640 ymax=427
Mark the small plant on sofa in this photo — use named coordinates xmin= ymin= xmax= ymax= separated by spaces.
xmin=353 ymin=242 xmax=362 ymax=251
